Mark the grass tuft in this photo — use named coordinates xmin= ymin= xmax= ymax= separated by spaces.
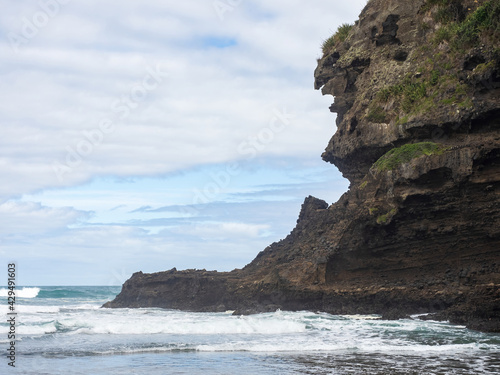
xmin=373 ymin=142 xmax=449 ymax=171
xmin=322 ymin=23 xmax=354 ymax=54
xmin=366 ymin=106 xmax=387 ymax=123
xmin=376 ymin=74 xmax=428 ymax=114
xmin=377 ymin=208 xmax=397 ymax=224
xmin=432 ymin=1 xmax=500 ymax=49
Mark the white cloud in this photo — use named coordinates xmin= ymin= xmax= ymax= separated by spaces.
xmin=0 ymin=0 xmax=367 ymax=201
xmin=0 ymin=201 xmax=88 ymax=236
xmin=173 ymin=221 xmax=270 ymax=240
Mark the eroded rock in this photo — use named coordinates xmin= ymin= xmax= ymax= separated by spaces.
xmin=104 ymin=0 xmax=500 ymax=332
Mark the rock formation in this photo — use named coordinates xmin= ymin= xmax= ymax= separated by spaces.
xmin=104 ymin=0 xmax=500 ymax=332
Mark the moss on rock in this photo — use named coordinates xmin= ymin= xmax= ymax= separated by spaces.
xmin=373 ymin=142 xmax=449 ymax=171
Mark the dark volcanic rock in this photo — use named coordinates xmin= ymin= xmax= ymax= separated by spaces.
xmin=104 ymin=0 xmax=500 ymax=332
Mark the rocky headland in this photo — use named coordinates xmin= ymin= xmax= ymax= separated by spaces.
xmin=104 ymin=0 xmax=500 ymax=332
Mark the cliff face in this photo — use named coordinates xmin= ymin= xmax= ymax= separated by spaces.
xmin=104 ymin=0 xmax=500 ymax=332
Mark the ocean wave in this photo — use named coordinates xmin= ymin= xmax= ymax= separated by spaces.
xmin=18 ymin=344 xmax=200 ymax=358
xmin=0 ymin=287 xmax=40 ymax=298
xmin=18 ymin=305 xmax=61 ymax=314
xmin=2 ymin=306 xmax=499 ymax=356
xmin=18 ymin=339 xmax=500 ymax=358
xmin=65 ymin=312 xmax=308 ymax=335
xmin=21 ymin=286 xmax=120 ymax=302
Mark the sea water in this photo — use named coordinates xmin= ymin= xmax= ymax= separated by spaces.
xmin=0 ymin=286 xmax=499 ymax=374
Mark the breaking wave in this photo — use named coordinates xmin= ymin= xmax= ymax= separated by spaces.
xmin=0 ymin=287 xmax=40 ymax=298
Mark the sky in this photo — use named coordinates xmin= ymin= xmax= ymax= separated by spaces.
xmin=0 ymin=0 xmax=366 ymax=286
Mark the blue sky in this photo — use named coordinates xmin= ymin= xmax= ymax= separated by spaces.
xmin=1 ymin=0 xmax=366 ymax=285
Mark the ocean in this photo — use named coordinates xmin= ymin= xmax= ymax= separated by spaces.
xmin=1 ymin=286 xmax=499 ymax=374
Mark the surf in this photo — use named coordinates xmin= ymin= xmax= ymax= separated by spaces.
xmin=0 ymin=287 xmax=40 ymax=298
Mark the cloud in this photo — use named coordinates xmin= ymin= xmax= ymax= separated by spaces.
xmin=5 ymin=159 xmax=349 ymax=285
xmin=0 ymin=0 xmax=367 ymax=284
xmin=172 ymin=221 xmax=270 ymax=240
xmin=0 ymin=201 xmax=89 ymax=237
xmin=0 ymin=0 xmax=367 ymax=201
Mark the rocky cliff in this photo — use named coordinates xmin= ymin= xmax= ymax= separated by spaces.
xmin=104 ymin=0 xmax=500 ymax=332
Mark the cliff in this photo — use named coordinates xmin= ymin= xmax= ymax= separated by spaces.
xmin=104 ymin=0 xmax=500 ymax=332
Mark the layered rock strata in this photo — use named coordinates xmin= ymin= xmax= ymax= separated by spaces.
xmin=104 ymin=0 xmax=500 ymax=332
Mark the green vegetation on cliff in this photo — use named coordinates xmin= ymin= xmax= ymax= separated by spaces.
xmin=364 ymin=1 xmax=498 ymax=124
xmin=367 ymin=56 xmax=473 ymax=124
xmin=431 ymin=0 xmax=500 ymax=49
xmin=377 ymin=208 xmax=397 ymax=224
xmin=373 ymin=142 xmax=449 ymax=171
xmin=322 ymin=23 xmax=354 ymax=54
xmin=378 ymin=74 xmax=428 ymax=114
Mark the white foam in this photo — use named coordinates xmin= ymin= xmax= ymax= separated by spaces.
xmin=196 ymin=340 xmax=355 ymax=353
xmin=75 ymin=310 xmax=308 ymax=335
xmin=195 ymin=334 xmax=493 ymax=354
xmin=0 ymin=319 xmax=57 ymax=336
xmin=1 ymin=304 xmax=498 ymax=358
xmin=59 ymin=304 xmax=101 ymax=311
xmin=0 ymin=309 xmax=306 ymax=337
xmin=0 ymin=287 xmax=40 ymax=298
xmin=19 ymin=323 xmax=58 ymax=335
xmin=342 ymin=314 xmax=381 ymax=320
xmin=17 ymin=305 xmax=60 ymax=313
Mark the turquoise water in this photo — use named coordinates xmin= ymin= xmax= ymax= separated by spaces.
xmin=1 ymin=286 xmax=499 ymax=374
